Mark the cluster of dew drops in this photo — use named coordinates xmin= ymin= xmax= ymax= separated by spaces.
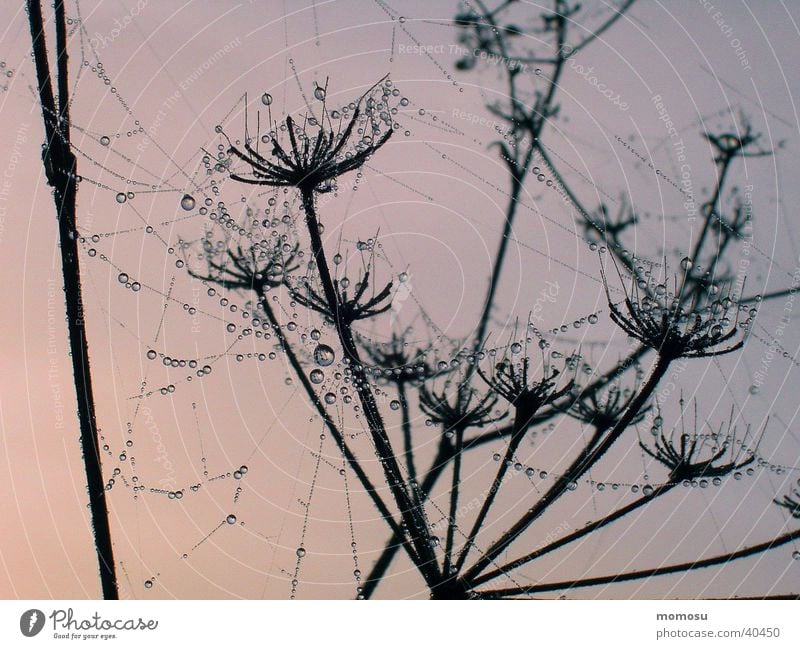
xmin=90 ymin=65 xmax=800 ymax=579
xmin=0 ymin=61 xmax=13 ymax=91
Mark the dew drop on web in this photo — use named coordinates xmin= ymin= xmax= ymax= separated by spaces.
xmin=313 ymin=344 xmax=335 ymax=366
xmin=180 ymin=194 xmax=196 ymax=211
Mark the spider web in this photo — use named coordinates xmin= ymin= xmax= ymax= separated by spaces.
xmin=10 ymin=0 xmax=800 ymax=599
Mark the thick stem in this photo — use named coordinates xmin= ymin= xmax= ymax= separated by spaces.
xmin=361 ymin=440 xmax=453 ymax=598
xmin=464 ymin=353 xmax=672 ymax=584
xmin=28 ymin=0 xmax=118 ymax=599
xmin=300 ymin=186 xmax=441 ymax=587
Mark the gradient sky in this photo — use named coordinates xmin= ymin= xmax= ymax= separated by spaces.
xmin=1 ymin=0 xmax=800 ymax=600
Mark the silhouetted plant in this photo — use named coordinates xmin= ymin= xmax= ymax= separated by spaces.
xmin=211 ymin=1 xmax=800 ymax=599
xmin=26 ymin=0 xmax=118 ymax=599
xmin=29 ymin=0 xmax=799 ymax=601
xmin=639 ymin=406 xmax=757 ymax=483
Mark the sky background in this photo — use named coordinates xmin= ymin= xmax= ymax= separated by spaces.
xmin=1 ymin=0 xmax=800 ymax=599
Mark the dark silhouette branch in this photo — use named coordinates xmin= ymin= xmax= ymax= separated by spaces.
xmin=463 ymin=352 xmax=673 ymax=584
xmin=473 ymin=482 xmax=677 ymax=587
xmin=27 ymin=0 xmax=118 ymax=599
xmin=477 ymin=527 xmax=800 ymax=597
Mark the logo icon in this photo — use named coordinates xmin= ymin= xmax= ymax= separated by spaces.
xmin=20 ymin=609 xmax=45 ymax=637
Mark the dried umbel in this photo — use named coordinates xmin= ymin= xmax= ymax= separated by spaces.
xmin=419 ymin=380 xmax=503 ymax=434
xmin=290 ymin=265 xmax=393 ymax=325
xmin=775 ymin=490 xmax=800 ymax=519
xmin=705 ymin=117 xmax=771 ymax=165
xmin=359 ymin=329 xmax=440 ymax=384
xmin=602 ymin=260 xmax=745 ymax=360
xmin=478 ymin=354 xmax=574 ymax=420
xmin=566 ymin=380 xmax=650 ymax=432
xmin=188 ymin=238 xmax=299 ymax=293
xmin=226 ymin=77 xmax=396 ymax=193
xmin=640 ymin=413 xmax=757 ymax=483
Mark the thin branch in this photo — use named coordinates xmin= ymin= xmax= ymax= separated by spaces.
xmin=478 ymin=528 xmax=800 ymax=597
xmin=473 ymin=482 xmax=676 ymax=587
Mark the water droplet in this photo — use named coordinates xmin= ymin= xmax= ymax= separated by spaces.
xmin=680 ymin=256 xmax=693 ymax=271
xmin=144 ymin=580 xmax=153 ymax=589
xmin=793 ymin=550 xmax=800 ymax=560
xmin=510 ymin=342 xmax=522 ymax=355
xmin=118 ymin=273 xmax=129 ymax=284
xmin=314 ymin=85 xmax=326 ymax=101
xmin=146 ymin=349 xmax=157 ymax=360
xmin=324 ymin=392 xmax=336 ymax=404
xmin=310 ymin=368 xmax=325 ymax=384
xmin=390 ymin=400 xmax=401 ymax=411
xmin=296 ymin=547 xmax=306 ymax=557
xmin=313 ymin=344 xmax=335 ymax=366
xmin=115 ymin=192 xmax=127 ymax=203
xmin=226 ymin=514 xmax=237 ymax=524
xmin=749 ymin=385 xmax=760 ymax=395
xmin=100 ymin=135 xmax=110 ymax=146
xmin=180 ymin=194 xmax=196 ymax=211
xmin=261 ymin=92 xmax=273 ymax=106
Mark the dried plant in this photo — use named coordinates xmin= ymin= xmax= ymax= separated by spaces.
xmin=24 ymin=0 xmax=800 ymax=601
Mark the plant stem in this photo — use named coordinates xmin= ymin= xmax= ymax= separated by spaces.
xmin=479 ymin=527 xmax=800 ymax=597
xmin=463 ymin=353 xmax=672 ymax=584
xmin=455 ymin=406 xmax=531 ymax=573
xmin=27 ymin=0 xmax=118 ymax=599
xmin=443 ymin=425 xmax=466 ymax=575
xmin=299 ymin=186 xmax=441 ymax=588
xmin=361 ymin=440 xmax=453 ymax=598
xmin=398 ymin=381 xmax=417 ymax=485
xmin=473 ymin=482 xmax=677 ymax=587
xmin=256 ymin=287 xmax=416 ymax=560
